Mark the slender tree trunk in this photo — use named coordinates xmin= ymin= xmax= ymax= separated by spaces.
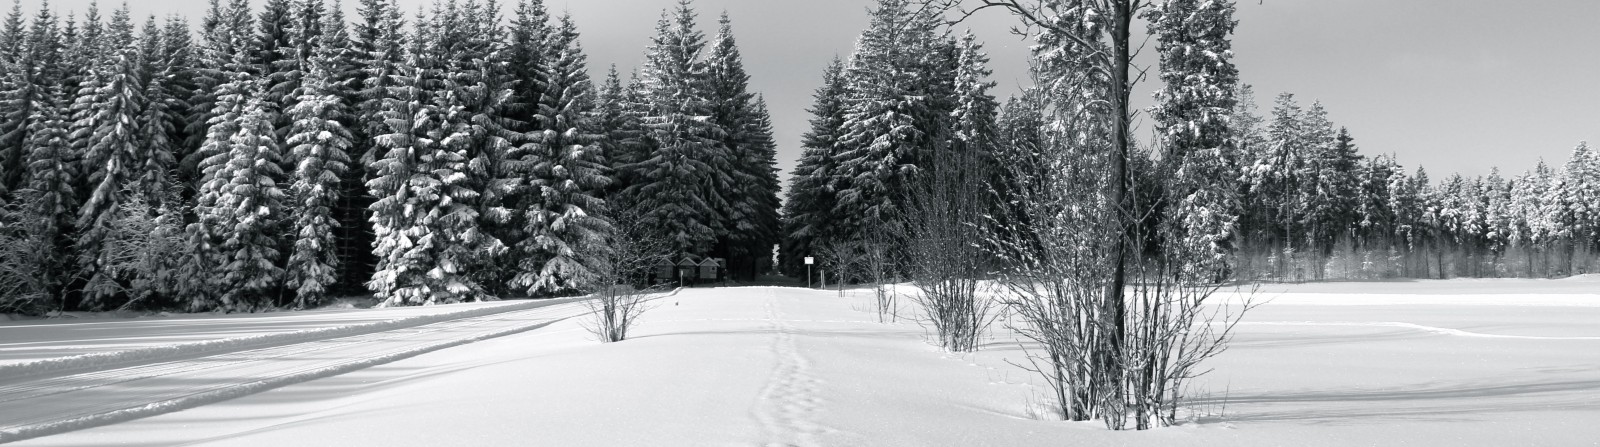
xmin=1101 ymin=2 xmax=1134 ymax=429
xmin=1526 ymin=245 xmax=1535 ymax=278
xmin=1436 ymin=237 xmax=1446 ymax=279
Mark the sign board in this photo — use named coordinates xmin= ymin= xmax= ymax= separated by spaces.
xmin=804 ymin=257 xmax=814 ymax=265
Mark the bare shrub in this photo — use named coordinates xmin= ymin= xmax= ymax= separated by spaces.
xmin=861 ymin=237 xmax=900 ymax=322
xmin=816 ymin=239 xmax=861 ymax=296
xmin=1114 ymin=260 xmax=1256 ymax=428
xmin=584 ymin=210 xmax=672 ymax=343
xmin=991 ymin=97 xmax=1255 ymax=428
xmin=0 ymin=210 xmax=50 ymax=315
xmin=80 ymin=194 xmax=188 ymax=311
xmin=906 ymin=148 xmax=997 ymax=352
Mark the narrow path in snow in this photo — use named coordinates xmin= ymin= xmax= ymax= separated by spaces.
xmin=0 ymin=301 xmax=590 ymax=444
xmin=752 ymin=290 xmax=831 ymax=447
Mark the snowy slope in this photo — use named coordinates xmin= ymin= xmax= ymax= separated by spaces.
xmin=11 ymin=283 xmax=1600 ymax=446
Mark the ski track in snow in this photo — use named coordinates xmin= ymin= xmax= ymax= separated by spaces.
xmin=1234 ymin=321 xmax=1600 ymax=340
xmin=0 ymin=301 xmax=590 ymax=444
xmin=0 ymin=300 xmax=551 ymax=377
xmin=752 ymin=292 xmax=831 ymax=447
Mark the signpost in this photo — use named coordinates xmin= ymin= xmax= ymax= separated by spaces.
xmin=804 ymin=257 xmax=814 ymax=288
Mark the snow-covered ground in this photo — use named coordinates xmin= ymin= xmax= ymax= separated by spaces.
xmin=0 ymin=300 xmax=539 ymax=367
xmin=7 ymin=280 xmax=1600 ymax=446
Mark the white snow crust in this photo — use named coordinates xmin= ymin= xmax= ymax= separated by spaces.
xmin=9 ymin=280 xmax=1600 ymax=446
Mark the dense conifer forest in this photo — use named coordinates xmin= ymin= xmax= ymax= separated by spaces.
xmin=0 ymin=0 xmax=783 ymax=313
xmin=1 ymin=0 xmax=1594 ymax=319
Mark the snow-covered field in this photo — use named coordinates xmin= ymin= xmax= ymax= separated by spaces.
xmin=5 ymin=279 xmax=1600 ymax=446
xmin=0 ymin=300 xmax=540 ymax=367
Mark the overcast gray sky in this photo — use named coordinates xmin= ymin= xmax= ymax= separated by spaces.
xmin=31 ymin=0 xmax=1600 ymax=181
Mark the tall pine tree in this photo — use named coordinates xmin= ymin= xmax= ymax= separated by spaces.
xmin=509 ymin=14 xmax=611 ymax=296
xmin=284 ymin=30 xmax=351 ymax=308
xmin=705 ymin=12 xmax=779 ymax=279
xmin=621 ymin=0 xmax=728 ymax=257
xmin=366 ymin=14 xmax=504 ymax=306
xmin=780 ymin=58 xmax=847 ymax=276
xmin=1146 ymin=0 xmax=1242 ymax=272
xmin=76 ymin=46 xmax=146 ymax=309
xmin=214 ymin=95 xmax=287 ymax=311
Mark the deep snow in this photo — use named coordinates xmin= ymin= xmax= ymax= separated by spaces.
xmin=8 ymin=280 xmax=1600 ymax=446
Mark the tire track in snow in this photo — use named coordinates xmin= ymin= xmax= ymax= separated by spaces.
xmin=752 ymin=292 xmax=830 ymax=447
xmin=0 ymin=301 xmax=590 ymax=444
xmin=1233 ymin=321 xmax=1600 ymax=340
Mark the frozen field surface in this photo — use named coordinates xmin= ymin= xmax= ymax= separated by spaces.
xmin=0 ymin=300 xmax=540 ymax=366
xmin=7 ymin=279 xmax=1600 ymax=446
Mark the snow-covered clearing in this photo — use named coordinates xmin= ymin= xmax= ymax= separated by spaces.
xmin=8 ymin=280 xmax=1600 ymax=446
xmin=0 ymin=300 xmax=543 ymax=368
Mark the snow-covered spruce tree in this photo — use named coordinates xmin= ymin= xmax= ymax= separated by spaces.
xmin=503 ymin=0 xmax=551 ymax=142
xmin=76 ymin=47 xmax=146 ymax=310
xmin=0 ymin=0 xmax=22 ymax=108
xmin=1550 ymin=142 xmax=1599 ymax=274
xmin=212 ymin=95 xmax=288 ymax=312
xmin=64 ymin=7 xmax=111 ymax=207
xmin=1145 ymin=0 xmax=1242 ymax=277
xmin=496 ymin=0 xmax=551 ymax=250
xmin=255 ymin=0 xmax=295 ymax=126
xmin=1387 ymin=163 xmax=1427 ymax=276
xmin=185 ymin=49 xmax=256 ymax=311
xmin=266 ymin=0 xmax=325 ymax=128
xmin=284 ymin=33 xmax=352 ymax=309
xmin=607 ymin=68 xmax=654 ymax=201
xmin=306 ymin=2 xmax=356 ymax=296
xmin=365 ymin=22 xmax=504 ymax=307
xmin=351 ymin=0 xmax=405 ymax=166
xmin=509 ymin=14 xmax=611 ymax=297
xmin=0 ymin=0 xmax=20 ymax=68
xmin=435 ymin=0 xmax=519 ymax=293
xmin=990 ymin=91 xmax=1050 ymax=265
xmin=1298 ymin=103 xmax=1362 ymax=278
xmin=132 ymin=16 xmax=185 ymax=210
xmin=831 ymin=0 xmax=950 ymax=247
xmin=1248 ymin=92 xmax=1304 ymax=278
xmin=705 ymin=13 xmax=780 ymax=280
xmin=0 ymin=2 xmax=61 ymax=196
xmin=621 ymin=0 xmax=728 ymax=256
xmin=944 ymin=28 xmax=999 ymax=231
xmin=182 ymin=0 xmax=255 ymax=185
xmin=780 ymin=58 xmax=847 ymax=277
xmin=20 ymin=84 xmax=77 ymax=310
xmin=341 ymin=0 xmax=404 ymax=292
xmin=1351 ymin=154 xmax=1400 ymax=275
xmin=948 ymin=30 xmax=998 ymax=159
xmin=593 ymin=66 xmax=635 ymax=199
xmin=1482 ymin=168 xmax=1515 ymax=275
xmin=740 ymin=97 xmax=782 ymax=276
xmin=0 ymin=0 xmax=24 ymax=196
